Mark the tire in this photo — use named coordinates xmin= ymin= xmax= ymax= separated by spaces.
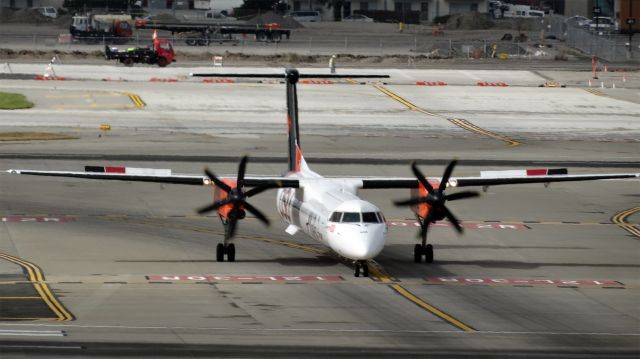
xmin=425 ymin=244 xmax=434 ymax=263
xmin=354 ymin=264 xmax=360 ymax=277
xmin=185 ymin=38 xmax=197 ymax=46
xmin=256 ymin=32 xmax=267 ymax=42
xmin=362 ymin=263 xmax=369 ymax=277
xmin=157 ymin=57 xmax=168 ymax=67
xmin=123 ymin=58 xmax=134 ymax=67
xmin=270 ymin=32 xmax=281 ymax=42
xmin=216 ymin=243 xmax=224 ymax=262
xmin=226 ymin=243 xmax=235 ymax=262
xmin=413 ymin=244 xmax=422 ymax=263
xmin=196 ymin=39 xmax=209 ymax=46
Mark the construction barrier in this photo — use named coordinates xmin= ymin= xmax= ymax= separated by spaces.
xmin=149 ymin=77 xmax=178 ymax=82
xmin=300 ymin=79 xmax=335 ymax=84
xmin=202 ymin=79 xmax=234 ymax=84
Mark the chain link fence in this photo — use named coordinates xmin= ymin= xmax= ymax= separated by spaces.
xmin=545 ymin=14 xmax=638 ymax=62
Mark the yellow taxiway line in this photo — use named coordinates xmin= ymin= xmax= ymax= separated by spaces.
xmin=373 ymin=84 xmax=521 ymax=147
xmin=612 ymin=207 xmax=640 ymax=238
xmin=0 ymin=252 xmax=74 ymax=321
xmin=126 ymin=93 xmax=146 ymax=109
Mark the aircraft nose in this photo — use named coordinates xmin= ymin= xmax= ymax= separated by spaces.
xmin=334 ymin=224 xmax=386 ymax=260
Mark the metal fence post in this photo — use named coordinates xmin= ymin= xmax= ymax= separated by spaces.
xmin=344 ymin=37 xmax=348 ymax=52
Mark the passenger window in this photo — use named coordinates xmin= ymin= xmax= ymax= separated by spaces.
xmin=341 ymin=212 xmax=360 ymax=223
xmin=329 ymin=212 xmax=342 ymax=222
xmin=362 ymin=212 xmax=379 ymax=223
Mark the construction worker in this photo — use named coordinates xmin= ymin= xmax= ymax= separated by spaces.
xmin=329 ymin=55 xmax=336 ymax=74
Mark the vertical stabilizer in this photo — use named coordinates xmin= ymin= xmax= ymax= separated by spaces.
xmin=285 ymin=68 xmax=304 ymax=173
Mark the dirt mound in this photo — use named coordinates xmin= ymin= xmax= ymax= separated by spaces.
xmin=0 ymin=8 xmax=52 ymax=24
xmin=150 ymin=13 xmax=179 ymax=22
xmin=245 ymin=11 xmax=303 ymax=29
xmin=445 ymin=12 xmax=494 ymax=30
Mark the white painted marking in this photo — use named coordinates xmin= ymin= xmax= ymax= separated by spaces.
xmin=1 ymin=324 xmax=638 ymax=337
xmin=0 ymin=329 xmax=65 ymax=337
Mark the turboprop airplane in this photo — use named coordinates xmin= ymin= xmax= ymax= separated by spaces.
xmin=7 ymin=68 xmax=639 ymax=277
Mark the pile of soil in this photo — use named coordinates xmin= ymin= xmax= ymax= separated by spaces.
xmin=0 ymin=8 xmax=52 ymax=24
xmin=150 ymin=13 xmax=179 ymax=22
xmin=245 ymin=11 xmax=303 ymax=29
xmin=445 ymin=12 xmax=494 ymax=30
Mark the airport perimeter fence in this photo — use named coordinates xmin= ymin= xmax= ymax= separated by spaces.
xmin=545 ymin=14 xmax=638 ymax=62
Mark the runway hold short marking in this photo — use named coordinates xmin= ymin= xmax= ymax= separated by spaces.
xmin=387 ymin=221 xmax=527 ymax=230
xmin=147 ymin=275 xmax=344 ymax=283
xmin=425 ymin=277 xmax=624 ymax=288
xmin=1 ymin=216 xmax=74 ymax=223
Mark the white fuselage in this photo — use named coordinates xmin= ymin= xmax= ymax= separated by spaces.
xmin=276 ymin=166 xmax=387 ymax=261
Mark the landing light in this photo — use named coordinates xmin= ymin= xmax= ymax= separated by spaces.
xmin=448 ymin=179 xmax=458 ymax=187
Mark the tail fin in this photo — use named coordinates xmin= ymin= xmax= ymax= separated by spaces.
xmin=285 ymin=69 xmax=303 ymax=173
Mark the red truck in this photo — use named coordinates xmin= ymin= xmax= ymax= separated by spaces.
xmin=105 ymin=35 xmax=175 ymax=67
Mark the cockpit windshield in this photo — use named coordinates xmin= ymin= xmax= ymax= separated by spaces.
xmin=329 ymin=211 xmax=384 ymax=223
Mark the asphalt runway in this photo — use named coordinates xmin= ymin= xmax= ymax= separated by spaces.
xmin=0 ymin=66 xmax=638 ymax=357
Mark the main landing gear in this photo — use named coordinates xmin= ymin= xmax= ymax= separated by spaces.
xmin=354 ymin=260 xmax=369 ymax=277
xmin=216 ymin=219 xmax=236 ymax=262
xmin=414 ymin=216 xmax=434 ymax=264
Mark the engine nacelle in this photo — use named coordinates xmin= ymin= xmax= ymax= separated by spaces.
xmin=212 ymin=178 xmax=244 ymax=220
xmin=409 ymin=180 xmax=440 ymax=219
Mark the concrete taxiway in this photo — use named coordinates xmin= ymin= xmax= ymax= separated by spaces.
xmin=0 ymin=65 xmax=638 ymax=357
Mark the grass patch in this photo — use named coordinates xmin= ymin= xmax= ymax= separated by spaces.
xmin=0 ymin=92 xmax=34 ymax=110
xmin=0 ymin=132 xmax=77 ymax=141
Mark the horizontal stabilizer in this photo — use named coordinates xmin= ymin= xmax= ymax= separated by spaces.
xmin=191 ymin=72 xmax=389 ymax=79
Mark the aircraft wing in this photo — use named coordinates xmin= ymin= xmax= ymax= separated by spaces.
xmin=357 ymin=169 xmax=639 ymax=189
xmin=6 ymin=167 xmax=300 ymax=188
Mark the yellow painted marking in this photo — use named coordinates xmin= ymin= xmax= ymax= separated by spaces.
xmin=0 ymin=253 xmax=73 ymax=321
xmin=373 ymin=84 xmax=521 ymax=146
xmin=127 ymin=93 xmax=146 ymax=109
xmin=584 ymin=88 xmax=611 ymax=98
xmin=344 ymin=78 xmax=359 ymax=85
xmin=390 ymin=284 xmax=475 ymax=332
xmin=0 ymin=296 xmax=42 ymax=299
xmin=612 ymin=207 xmax=640 ymax=238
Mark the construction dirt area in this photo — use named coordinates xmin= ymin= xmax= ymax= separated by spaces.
xmin=0 ymin=10 xmax=638 ymax=69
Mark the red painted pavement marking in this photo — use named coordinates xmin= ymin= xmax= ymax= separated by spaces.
xmin=425 ymin=277 xmax=624 ymax=287
xmin=202 ymin=79 xmax=235 ymax=84
xmin=147 ymin=275 xmax=344 ymax=282
xmin=387 ymin=221 xmax=527 ymax=229
xmin=416 ymin=81 xmax=447 ymax=86
xmin=477 ymin=81 xmax=508 ymax=87
xmin=299 ymin=80 xmax=335 ymax=84
xmin=1 ymin=216 xmax=75 ymax=223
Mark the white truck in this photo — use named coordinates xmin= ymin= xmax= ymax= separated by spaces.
xmin=193 ymin=0 xmax=243 ymax=16
xmin=503 ymin=4 xmax=544 ymax=18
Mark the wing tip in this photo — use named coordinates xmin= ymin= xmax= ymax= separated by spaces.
xmin=6 ymin=169 xmax=19 ymax=174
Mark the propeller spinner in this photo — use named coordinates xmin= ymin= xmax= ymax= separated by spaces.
xmin=197 ymin=156 xmax=277 ymax=239
xmin=394 ymin=160 xmax=479 ymax=237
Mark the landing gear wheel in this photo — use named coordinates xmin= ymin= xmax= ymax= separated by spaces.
xmin=216 ymin=243 xmax=224 ymax=262
xmin=362 ymin=263 xmax=369 ymax=277
xmin=424 ymin=244 xmax=434 ymax=263
xmin=354 ymin=263 xmax=361 ymax=277
xmin=414 ymin=244 xmax=423 ymax=263
xmin=123 ymin=58 xmax=134 ymax=67
xmin=226 ymin=243 xmax=235 ymax=262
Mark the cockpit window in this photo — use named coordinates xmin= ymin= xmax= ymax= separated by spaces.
xmin=329 ymin=212 xmax=342 ymax=222
xmin=362 ymin=212 xmax=379 ymax=223
xmin=341 ymin=212 xmax=360 ymax=223
xmin=376 ymin=212 xmax=386 ymax=223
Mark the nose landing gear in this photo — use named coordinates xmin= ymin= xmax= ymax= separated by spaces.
xmin=354 ymin=261 xmax=369 ymax=277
